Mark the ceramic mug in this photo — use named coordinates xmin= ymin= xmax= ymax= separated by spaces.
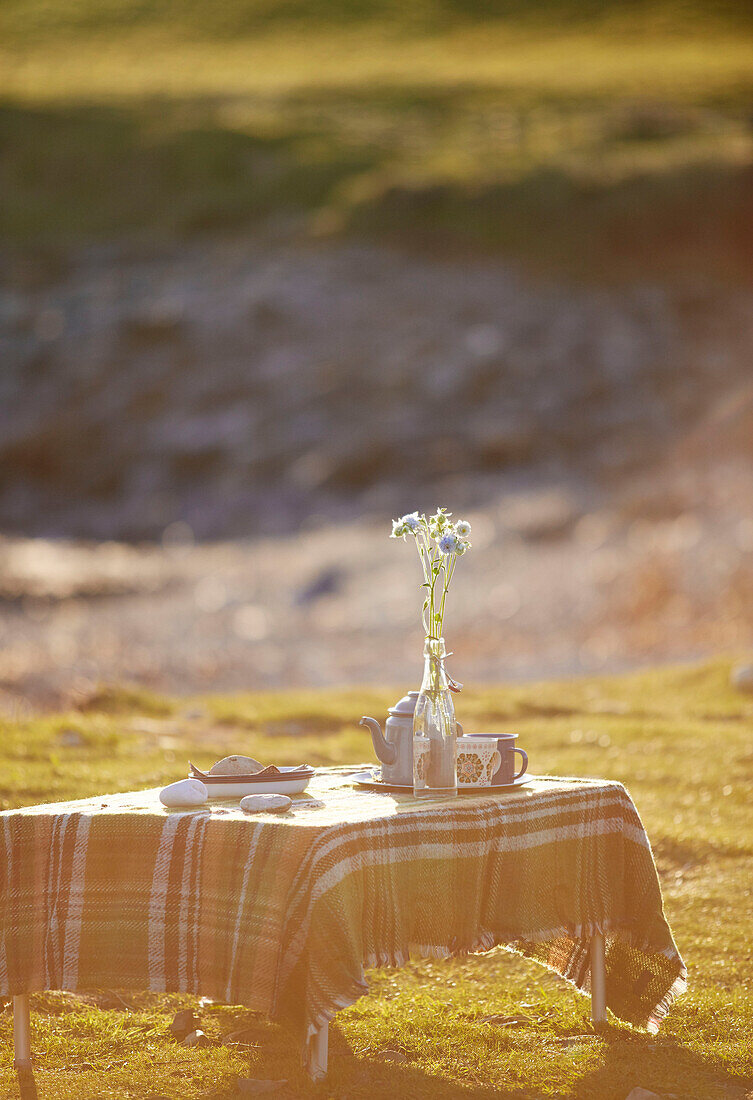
xmin=471 ymin=733 xmax=528 ymax=784
xmin=413 ymin=736 xmax=431 ymax=789
xmin=456 ymin=736 xmax=502 ymax=788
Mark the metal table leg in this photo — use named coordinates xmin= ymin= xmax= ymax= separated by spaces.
xmin=308 ymin=1021 xmax=329 ymax=1080
xmin=13 ymin=996 xmax=31 ymax=1068
xmin=13 ymin=996 xmax=38 ymax=1099
xmin=590 ymin=931 xmax=606 ymax=1025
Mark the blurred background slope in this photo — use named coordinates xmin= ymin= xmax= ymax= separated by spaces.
xmin=2 ymin=0 xmax=753 ymax=707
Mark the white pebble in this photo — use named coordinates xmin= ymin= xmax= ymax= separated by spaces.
xmin=240 ymin=793 xmax=292 ymax=814
xmin=159 ymin=778 xmax=208 ymax=807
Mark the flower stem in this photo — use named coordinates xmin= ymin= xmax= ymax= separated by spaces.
xmin=438 ymin=554 xmax=457 ymax=630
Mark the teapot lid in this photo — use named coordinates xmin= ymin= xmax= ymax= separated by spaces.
xmin=388 ymin=691 xmax=419 ymax=717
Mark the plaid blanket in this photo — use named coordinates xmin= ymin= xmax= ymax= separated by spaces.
xmin=0 ymin=769 xmax=686 ymax=1070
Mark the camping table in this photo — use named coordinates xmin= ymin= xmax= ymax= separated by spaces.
xmin=1 ymin=768 xmax=686 ymax=1086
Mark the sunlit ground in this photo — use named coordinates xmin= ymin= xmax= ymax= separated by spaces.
xmin=0 ymin=659 xmax=751 ymax=1098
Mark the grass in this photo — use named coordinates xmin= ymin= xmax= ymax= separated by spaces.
xmin=0 ymin=657 xmax=752 ymax=1098
xmin=2 ymin=2 xmax=753 ymax=280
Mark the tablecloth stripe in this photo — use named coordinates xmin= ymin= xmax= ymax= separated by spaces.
xmin=61 ymin=813 xmax=90 ymax=990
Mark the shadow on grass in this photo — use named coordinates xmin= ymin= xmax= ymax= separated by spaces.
xmin=2 ymin=90 xmax=753 ymax=285
xmin=0 ymin=96 xmax=379 ymax=244
xmin=205 ymin=1014 xmax=753 ymax=1099
xmin=3 ymin=0 xmax=753 ymax=47
xmin=7 ymin=994 xmax=752 ymax=1099
xmin=347 ymin=160 xmax=753 ymax=286
xmin=571 ymin=1025 xmax=753 ymax=1100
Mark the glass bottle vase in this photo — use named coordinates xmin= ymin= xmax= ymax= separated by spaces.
xmin=413 ymin=636 xmax=458 ymax=799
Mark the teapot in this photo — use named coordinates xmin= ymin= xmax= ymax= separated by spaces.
xmin=360 ymin=693 xmax=463 ymax=786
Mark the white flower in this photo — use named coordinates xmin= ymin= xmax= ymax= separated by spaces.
xmin=429 ymin=509 xmax=452 ymax=538
xmin=437 ymin=532 xmax=458 ymax=555
xmin=455 ymin=520 xmax=471 ymax=538
xmin=401 ymin=512 xmax=421 ymax=531
xmin=390 ymin=518 xmax=408 ymax=539
xmin=455 ymin=539 xmax=470 ymax=556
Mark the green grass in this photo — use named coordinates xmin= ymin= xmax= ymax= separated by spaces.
xmin=1 ymin=658 xmax=752 ymax=1098
xmin=2 ymin=1 xmax=753 ymax=280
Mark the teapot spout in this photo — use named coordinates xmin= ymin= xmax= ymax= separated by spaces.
xmin=360 ymin=716 xmax=397 ymax=765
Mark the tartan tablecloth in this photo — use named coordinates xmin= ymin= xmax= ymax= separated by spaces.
xmin=0 ymin=769 xmax=686 ymax=1069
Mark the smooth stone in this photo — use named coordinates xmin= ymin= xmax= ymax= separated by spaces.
xmin=159 ymin=778 xmax=208 ymax=807
xmin=375 ymin=1049 xmax=408 ymax=1064
xmin=240 ymin=793 xmax=292 ymax=814
xmin=183 ymin=1029 xmax=211 ymax=1048
xmin=209 ymin=755 xmax=264 ymax=775
xmin=170 ymin=1009 xmax=200 ymax=1040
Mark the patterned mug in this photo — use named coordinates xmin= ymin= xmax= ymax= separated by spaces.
xmin=456 ymin=736 xmax=502 ymax=788
xmin=471 ymin=733 xmax=528 ymax=784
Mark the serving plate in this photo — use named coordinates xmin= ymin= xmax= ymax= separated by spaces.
xmin=189 ymin=763 xmax=314 ymax=798
xmin=350 ymin=769 xmax=535 ymax=793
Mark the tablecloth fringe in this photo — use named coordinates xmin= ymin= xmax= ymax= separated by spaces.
xmin=646 ymin=969 xmax=689 ymax=1035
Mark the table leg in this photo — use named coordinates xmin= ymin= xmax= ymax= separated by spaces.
xmin=13 ymin=995 xmax=31 ymax=1067
xmin=590 ymin=931 xmax=606 ymax=1025
xmin=13 ymin=995 xmax=38 ymax=1099
xmin=308 ymin=1021 xmax=329 ymax=1081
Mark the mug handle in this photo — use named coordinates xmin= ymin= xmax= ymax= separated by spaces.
xmin=513 ymin=748 xmax=528 ymax=780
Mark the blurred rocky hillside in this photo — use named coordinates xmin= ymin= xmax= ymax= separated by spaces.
xmin=2 ymin=237 xmax=753 ymax=542
xmin=3 ymin=237 xmax=753 ymax=707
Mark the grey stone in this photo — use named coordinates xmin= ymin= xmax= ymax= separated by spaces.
xmin=169 ymin=1009 xmax=200 ymax=1040
xmin=183 ymin=1029 xmax=211 ymax=1048
xmin=375 ymin=1049 xmax=408 ymax=1063
xmin=240 ymin=794 xmax=293 ymax=814
xmin=295 ymin=567 xmax=344 ymax=605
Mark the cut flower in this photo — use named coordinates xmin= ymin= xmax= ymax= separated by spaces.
xmin=388 ymin=508 xmax=471 ymax=637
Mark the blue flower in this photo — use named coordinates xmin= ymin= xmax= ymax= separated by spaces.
xmin=438 ymin=532 xmax=458 ymax=554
